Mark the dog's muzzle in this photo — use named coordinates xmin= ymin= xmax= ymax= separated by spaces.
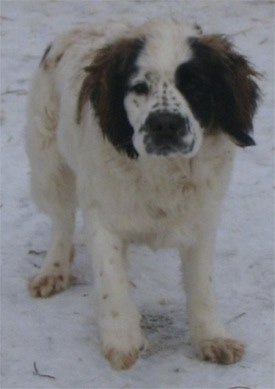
xmin=142 ymin=112 xmax=195 ymax=156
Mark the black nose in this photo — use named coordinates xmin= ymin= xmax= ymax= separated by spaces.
xmin=146 ymin=112 xmax=188 ymax=135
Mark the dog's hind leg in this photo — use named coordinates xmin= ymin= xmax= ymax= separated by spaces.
xmin=26 ymin=68 xmax=76 ymax=298
xmin=28 ymin=163 xmax=76 ymax=298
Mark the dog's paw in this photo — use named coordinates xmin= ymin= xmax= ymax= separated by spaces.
xmin=104 ymin=347 xmax=140 ymax=370
xmin=28 ymin=269 xmax=71 ymax=297
xmin=102 ymin=329 xmax=147 ymax=370
xmin=197 ymin=337 xmax=245 ymax=364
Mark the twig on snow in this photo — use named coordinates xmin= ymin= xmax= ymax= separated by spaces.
xmin=33 ymin=361 xmax=56 ymax=380
xmin=30 ymin=261 xmax=40 ymax=269
xmin=230 ymin=27 xmax=255 ymax=37
xmin=1 ymin=89 xmax=28 ymax=96
xmin=0 ymin=15 xmax=15 ymax=21
xmin=28 ymin=249 xmax=46 ymax=256
xmin=226 ymin=312 xmax=246 ymax=324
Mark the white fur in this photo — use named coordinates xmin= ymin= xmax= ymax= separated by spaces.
xmin=26 ymin=20 xmax=245 ymax=370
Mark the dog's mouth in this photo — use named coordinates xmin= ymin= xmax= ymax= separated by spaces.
xmin=144 ymin=138 xmax=195 ymax=157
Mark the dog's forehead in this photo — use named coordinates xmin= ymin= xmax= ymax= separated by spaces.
xmin=135 ymin=22 xmax=198 ymax=78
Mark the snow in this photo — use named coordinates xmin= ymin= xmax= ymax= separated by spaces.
xmin=1 ymin=1 xmax=274 ymax=388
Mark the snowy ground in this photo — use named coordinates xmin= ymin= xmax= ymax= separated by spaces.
xmin=1 ymin=1 xmax=274 ymax=388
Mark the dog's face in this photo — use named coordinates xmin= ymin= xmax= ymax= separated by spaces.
xmin=78 ymin=21 xmax=260 ymax=159
xmin=125 ymin=52 xmax=204 ymax=158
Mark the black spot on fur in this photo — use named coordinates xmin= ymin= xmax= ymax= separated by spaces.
xmin=176 ymin=35 xmax=261 ymax=147
xmin=175 ymin=61 xmax=214 ymax=129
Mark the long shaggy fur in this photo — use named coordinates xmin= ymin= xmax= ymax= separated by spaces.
xmin=25 ymin=19 xmax=260 ymax=370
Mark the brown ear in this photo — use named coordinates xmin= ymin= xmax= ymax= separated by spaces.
xmin=192 ymin=35 xmax=261 ymax=146
xmin=77 ymin=37 xmax=144 ymax=158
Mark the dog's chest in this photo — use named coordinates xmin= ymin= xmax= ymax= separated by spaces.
xmin=80 ymin=133 xmax=235 ymax=248
xmin=94 ymin=157 xmax=214 ymax=247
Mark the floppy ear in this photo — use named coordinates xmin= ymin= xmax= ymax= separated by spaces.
xmin=194 ymin=35 xmax=261 ymax=146
xmin=77 ymin=37 xmax=144 ymax=158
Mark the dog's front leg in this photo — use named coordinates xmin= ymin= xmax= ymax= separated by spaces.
xmin=179 ymin=233 xmax=245 ymax=365
xmin=84 ymin=210 xmax=146 ymax=370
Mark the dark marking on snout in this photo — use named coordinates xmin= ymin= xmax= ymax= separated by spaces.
xmin=145 ymin=112 xmax=189 ymax=136
xmin=141 ymin=111 xmax=193 ymax=156
xmin=162 ymin=95 xmax=169 ymax=106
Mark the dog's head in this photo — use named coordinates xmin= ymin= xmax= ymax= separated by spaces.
xmin=78 ymin=20 xmax=261 ymax=159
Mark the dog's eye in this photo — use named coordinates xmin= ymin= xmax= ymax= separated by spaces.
xmin=178 ymin=74 xmax=210 ymax=101
xmin=130 ymin=82 xmax=149 ymax=95
xmin=184 ymin=76 xmax=205 ymax=91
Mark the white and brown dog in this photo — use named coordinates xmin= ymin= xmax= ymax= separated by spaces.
xmin=25 ymin=19 xmax=260 ymax=370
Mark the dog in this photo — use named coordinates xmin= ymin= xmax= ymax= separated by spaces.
xmin=25 ymin=19 xmax=260 ymax=370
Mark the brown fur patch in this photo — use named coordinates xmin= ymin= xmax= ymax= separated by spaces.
xmin=76 ymin=37 xmax=144 ymax=125
xmin=39 ymin=276 xmax=49 ymax=287
xmin=199 ymin=34 xmax=261 ymax=139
